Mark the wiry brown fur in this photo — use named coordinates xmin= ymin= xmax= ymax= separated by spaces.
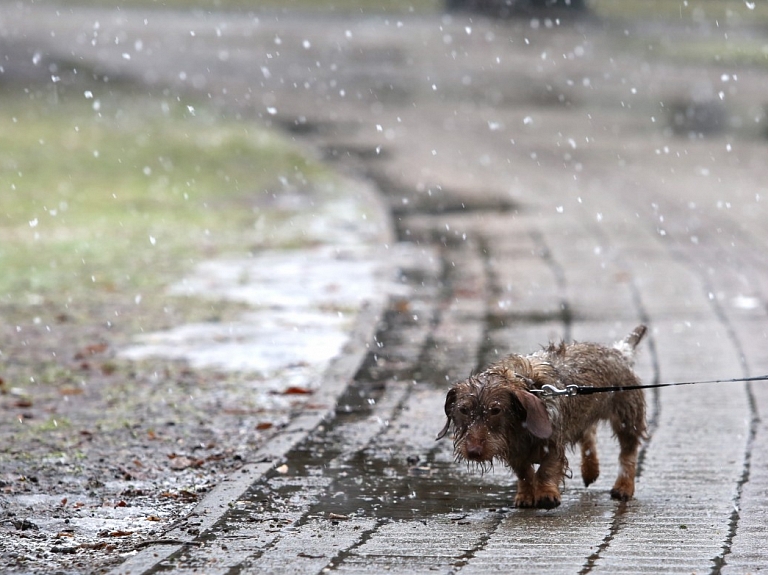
xmin=437 ymin=325 xmax=648 ymax=509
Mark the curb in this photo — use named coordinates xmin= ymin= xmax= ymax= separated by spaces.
xmin=109 ymin=177 xmax=395 ymax=575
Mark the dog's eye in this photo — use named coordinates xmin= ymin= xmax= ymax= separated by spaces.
xmin=458 ymin=405 xmax=471 ymax=416
xmin=488 ymin=406 xmax=502 ymax=416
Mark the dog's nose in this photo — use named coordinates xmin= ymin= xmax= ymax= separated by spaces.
xmin=466 ymin=443 xmax=484 ymax=460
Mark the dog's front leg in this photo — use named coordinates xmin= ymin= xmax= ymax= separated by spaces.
xmin=533 ymin=444 xmax=566 ymax=509
xmin=512 ymin=464 xmax=537 ymax=508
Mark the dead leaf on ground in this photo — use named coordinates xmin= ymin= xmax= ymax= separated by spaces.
xmin=281 ymin=386 xmax=314 ymax=395
xmin=298 ymin=552 xmax=326 ymax=559
xmin=101 ymin=362 xmax=117 ymax=375
xmin=79 ymin=542 xmax=109 ymax=550
xmin=393 ymin=299 xmax=410 ymax=313
xmin=100 ymin=530 xmax=133 ymax=538
xmin=169 ymin=456 xmax=204 ymax=471
xmin=74 ymin=343 xmax=108 ymax=360
xmin=256 ymin=422 xmax=273 ymax=430
xmin=160 ymin=489 xmax=199 ymax=502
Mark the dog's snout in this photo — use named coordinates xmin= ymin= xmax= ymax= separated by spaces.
xmin=465 ymin=442 xmax=484 ymax=461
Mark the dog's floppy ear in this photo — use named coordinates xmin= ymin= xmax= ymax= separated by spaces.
xmin=511 ymin=389 xmax=552 ymax=439
xmin=436 ymin=388 xmax=457 ymax=440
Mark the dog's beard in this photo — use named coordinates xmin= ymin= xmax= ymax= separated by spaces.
xmin=452 ymin=435 xmax=509 ymax=475
xmin=457 ymin=456 xmax=496 ymax=475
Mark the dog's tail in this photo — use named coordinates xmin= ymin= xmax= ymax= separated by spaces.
xmin=613 ymin=324 xmax=647 ymax=363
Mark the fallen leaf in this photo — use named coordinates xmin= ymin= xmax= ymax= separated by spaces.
xmin=146 ymin=515 xmax=162 ymax=522
xmin=101 ymin=362 xmax=117 ymax=375
xmin=99 ymin=529 xmax=134 ymax=538
xmin=160 ymin=489 xmax=199 ymax=502
xmin=282 ymin=386 xmax=313 ymax=395
xmin=59 ymin=387 xmax=84 ymax=396
xmin=394 ymin=299 xmax=410 ymax=313
xmin=256 ymin=422 xmax=273 ymax=430
xmin=74 ymin=343 xmax=108 ymax=360
xmin=298 ymin=552 xmax=326 ymax=559
xmin=121 ymin=488 xmax=145 ymax=497
xmin=169 ymin=456 xmax=204 ymax=471
xmin=79 ymin=542 xmax=108 ymax=550
xmin=178 ymin=489 xmax=199 ymax=502
xmin=13 ymin=519 xmax=38 ymax=531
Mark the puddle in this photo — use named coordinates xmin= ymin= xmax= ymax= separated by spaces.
xmin=121 ymin=246 xmax=387 ymax=377
xmin=222 ymin=376 xmax=514 ymax=525
xmin=122 ymin=310 xmax=348 ymax=374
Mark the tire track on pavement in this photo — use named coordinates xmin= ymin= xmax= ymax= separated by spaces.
xmin=472 ymin=216 xmax=659 ymax=575
xmin=582 ymin=176 xmax=754 ymax=574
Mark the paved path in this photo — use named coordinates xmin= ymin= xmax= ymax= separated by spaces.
xmin=8 ymin=6 xmax=768 ymax=573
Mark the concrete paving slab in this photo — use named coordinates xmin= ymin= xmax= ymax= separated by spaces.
xmin=8 ymin=5 xmax=768 ymax=574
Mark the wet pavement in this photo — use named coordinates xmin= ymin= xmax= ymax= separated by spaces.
xmin=5 ymin=3 xmax=768 ymax=574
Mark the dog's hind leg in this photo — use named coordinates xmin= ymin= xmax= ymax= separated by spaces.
xmin=609 ymin=391 xmax=645 ymax=500
xmin=580 ymin=424 xmax=600 ymax=487
xmin=609 ymin=417 xmax=642 ymax=500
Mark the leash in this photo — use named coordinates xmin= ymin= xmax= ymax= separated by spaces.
xmin=528 ymin=375 xmax=768 ymax=399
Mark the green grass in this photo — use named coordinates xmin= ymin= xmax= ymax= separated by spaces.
xmin=0 ymin=91 xmax=328 ymax=300
xmin=591 ymin=0 xmax=768 ymax=24
xmin=654 ymin=37 xmax=768 ymax=66
xmin=51 ymin=0 xmax=440 ymax=12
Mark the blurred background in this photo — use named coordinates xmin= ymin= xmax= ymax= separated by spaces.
xmin=1 ymin=0 xmax=766 ymax=310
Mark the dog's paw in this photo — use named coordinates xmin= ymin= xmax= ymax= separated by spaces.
xmin=514 ymin=492 xmax=536 ymax=508
xmin=581 ymin=458 xmax=600 ymax=487
xmin=535 ymin=494 xmax=561 ymax=509
xmin=610 ymin=477 xmax=635 ymax=501
xmin=609 ymin=487 xmax=633 ymax=501
xmin=582 ymin=467 xmax=599 ymax=487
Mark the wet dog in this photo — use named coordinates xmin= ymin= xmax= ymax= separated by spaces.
xmin=437 ymin=325 xmax=647 ymax=509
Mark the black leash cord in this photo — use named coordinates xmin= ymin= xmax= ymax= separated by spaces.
xmin=532 ymin=375 xmax=768 ymax=398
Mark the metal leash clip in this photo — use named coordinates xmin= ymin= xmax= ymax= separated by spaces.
xmin=532 ymin=384 xmax=579 ymax=398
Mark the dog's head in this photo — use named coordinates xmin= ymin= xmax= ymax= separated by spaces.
xmin=436 ymin=372 xmax=553 ymax=466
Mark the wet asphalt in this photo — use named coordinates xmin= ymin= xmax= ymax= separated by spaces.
xmin=6 ymin=3 xmax=768 ymax=573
